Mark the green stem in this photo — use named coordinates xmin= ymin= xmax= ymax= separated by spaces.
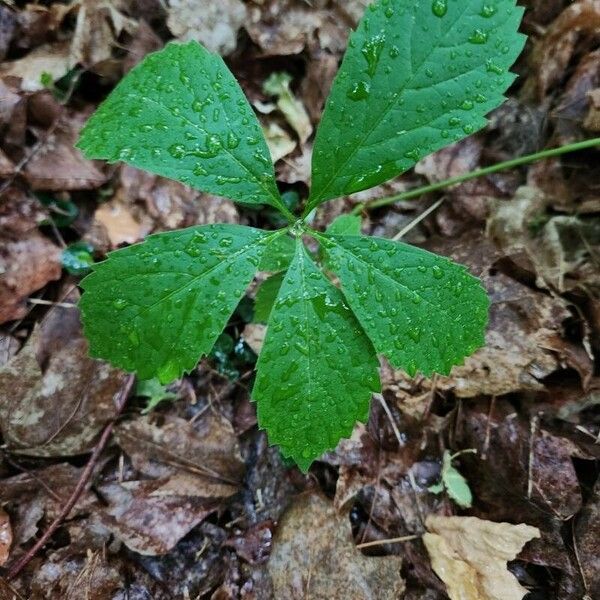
xmin=352 ymin=137 xmax=600 ymax=214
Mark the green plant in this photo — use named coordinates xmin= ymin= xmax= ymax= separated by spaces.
xmin=77 ymin=0 xmax=526 ymax=470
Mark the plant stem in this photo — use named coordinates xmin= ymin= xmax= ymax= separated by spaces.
xmin=352 ymin=137 xmax=600 ymax=214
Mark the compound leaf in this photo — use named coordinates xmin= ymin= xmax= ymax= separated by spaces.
xmin=306 ymin=0 xmax=526 ymax=212
xmin=253 ymin=240 xmax=380 ymax=471
xmin=77 ymin=42 xmax=289 ymax=216
xmin=79 ymin=225 xmax=275 ymax=383
xmin=319 ymin=233 xmax=489 ymax=376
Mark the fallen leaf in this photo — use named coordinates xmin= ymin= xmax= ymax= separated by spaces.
xmin=97 ymin=479 xmax=220 ymax=555
xmin=0 ymin=463 xmax=99 ymax=546
xmin=0 ymin=295 xmax=127 ymax=455
xmin=70 ymin=0 xmax=137 ymax=69
xmin=242 ymin=323 xmax=266 ymax=355
xmin=94 ymin=198 xmax=149 ymax=247
xmin=424 ymin=515 xmax=540 ymax=600
xmin=114 ymin=412 xmax=245 ymax=498
xmin=0 ymin=230 xmax=61 ymax=324
xmin=0 ymin=41 xmax=71 ymax=92
xmin=574 ymin=476 xmax=600 ymax=597
xmin=30 ymin=547 xmax=122 ymax=600
xmin=245 ymin=0 xmax=324 ymax=56
xmin=262 ymin=121 xmax=297 ymax=163
xmin=533 ymin=0 xmax=600 ymax=100
xmin=167 ymin=0 xmax=247 ymax=56
xmin=457 ymin=404 xmax=586 ymax=522
xmin=24 ymin=115 xmax=106 ymax=191
xmin=584 ymin=88 xmax=600 ymax=130
xmin=263 ymin=72 xmax=312 ymax=145
xmin=422 ymin=231 xmax=583 ymax=397
xmin=268 ymin=493 xmax=405 ymax=599
xmin=0 ymin=507 xmax=12 ymax=566
xmin=0 ymin=5 xmax=17 ymax=61
xmin=113 ymin=164 xmax=239 ymax=233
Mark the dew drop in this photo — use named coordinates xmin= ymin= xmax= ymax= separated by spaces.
xmin=169 ymin=144 xmax=187 ymax=159
xmin=113 ymin=298 xmax=127 ymax=310
xmin=480 ymin=4 xmax=497 ymax=18
xmin=431 ymin=0 xmax=448 ymax=18
xmin=361 ymin=34 xmax=386 ymax=77
xmin=347 ymin=81 xmax=371 ymax=101
xmin=469 ymin=29 xmax=489 ymax=45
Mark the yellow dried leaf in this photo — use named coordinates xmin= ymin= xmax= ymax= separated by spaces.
xmin=424 ymin=515 xmax=540 ymax=600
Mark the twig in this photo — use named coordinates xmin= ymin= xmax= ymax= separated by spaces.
xmin=6 ymin=374 xmax=135 ymax=580
xmin=356 ymin=534 xmax=420 ymax=549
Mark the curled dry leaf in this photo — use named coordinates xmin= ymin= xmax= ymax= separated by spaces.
xmin=0 ymin=507 xmax=12 ymax=566
xmin=268 ymin=493 xmax=404 ymax=600
xmin=424 ymin=515 xmax=540 ymax=600
xmin=167 ymin=0 xmax=247 ymax=56
xmin=0 ymin=298 xmax=127 ymax=456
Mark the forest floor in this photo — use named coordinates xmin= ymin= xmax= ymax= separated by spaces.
xmin=0 ymin=1 xmax=599 ymax=599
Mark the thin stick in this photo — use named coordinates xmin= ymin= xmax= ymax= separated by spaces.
xmin=6 ymin=374 xmax=135 ymax=580
xmin=356 ymin=534 xmax=420 ymax=549
xmin=393 ymin=197 xmax=446 ymax=241
xmin=352 ymin=137 xmax=600 ymax=214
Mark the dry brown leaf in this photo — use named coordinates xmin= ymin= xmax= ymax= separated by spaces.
xmin=242 ymin=323 xmax=266 ymax=355
xmin=424 ymin=515 xmax=540 ymax=600
xmin=30 ymin=548 xmax=122 ymax=600
xmin=262 ymin=121 xmax=297 ymax=163
xmin=114 ymin=165 xmax=239 ymax=232
xmin=24 ymin=116 xmax=106 ymax=191
xmin=533 ymin=0 xmax=600 ymax=99
xmin=167 ymin=0 xmax=247 ymax=56
xmin=97 ymin=480 xmax=219 ymax=555
xmin=0 ymin=507 xmax=12 ymax=567
xmin=114 ymin=412 xmax=245 ymax=498
xmin=0 ymin=230 xmax=61 ymax=324
xmin=268 ymin=493 xmax=404 ymax=599
xmin=0 ymin=297 xmax=127 ymax=456
xmin=584 ymin=88 xmax=600 ymax=131
xmin=94 ymin=198 xmax=150 ymax=247
xmin=0 ymin=41 xmax=71 ymax=92
xmin=421 ymin=231 xmax=583 ymax=397
xmin=574 ymin=477 xmax=600 ymax=597
xmin=70 ymin=0 xmax=137 ymax=68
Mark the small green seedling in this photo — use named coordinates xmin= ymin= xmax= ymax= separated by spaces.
xmin=136 ymin=378 xmax=178 ymax=414
xmin=429 ymin=449 xmax=477 ymax=508
xmin=77 ymin=0 xmax=525 ymax=470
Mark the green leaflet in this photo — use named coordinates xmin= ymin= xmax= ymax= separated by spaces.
xmin=79 ymin=225 xmax=275 ymax=383
xmin=325 ymin=214 xmax=362 ymax=236
xmin=429 ymin=450 xmax=474 ymax=508
xmin=253 ymin=240 xmax=380 ymax=471
xmin=77 ymin=42 xmax=289 ymax=217
xmin=318 ymin=233 xmax=489 ymax=376
xmin=306 ymin=0 xmax=526 ymax=212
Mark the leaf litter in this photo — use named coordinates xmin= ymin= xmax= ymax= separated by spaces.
xmin=0 ymin=0 xmax=599 ymax=598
